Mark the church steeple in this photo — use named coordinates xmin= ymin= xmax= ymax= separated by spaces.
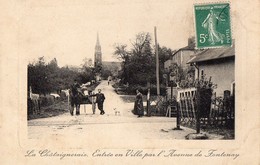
xmin=96 ymin=32 xmax=100 ymax=46
xmin=94 ymin=32 xmax=102 ymax=67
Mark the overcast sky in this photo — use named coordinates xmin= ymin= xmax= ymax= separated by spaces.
xmin=20 ymin=0 xmax=195 ymax=67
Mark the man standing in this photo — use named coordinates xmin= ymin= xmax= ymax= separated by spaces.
xmin=91 ymin=89 xmax=105 ymax=115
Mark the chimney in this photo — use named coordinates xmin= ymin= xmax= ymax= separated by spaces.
xmin=188 ymin=36 xmax=195 ymax=48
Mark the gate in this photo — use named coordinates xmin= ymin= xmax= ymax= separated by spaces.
xmin=178 ymin=88 xmax=197 ymax=129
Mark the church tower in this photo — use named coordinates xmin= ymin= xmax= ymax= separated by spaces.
xmin=94 ymin=33 xmax=102 ymax=67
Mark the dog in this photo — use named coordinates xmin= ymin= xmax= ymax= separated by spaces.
xmin=114 ymin=108 xmax=120 ymax=116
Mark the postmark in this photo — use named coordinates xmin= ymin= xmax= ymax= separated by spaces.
xmin=194 ymin=3 xmax=232 ymax=49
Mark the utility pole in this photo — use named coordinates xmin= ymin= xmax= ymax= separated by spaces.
xmin=154 ymin=26 xmax=160 ymax=95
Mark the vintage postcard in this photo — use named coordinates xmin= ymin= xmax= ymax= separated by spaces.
xmin=0 ymin=0 xmax=259 ymax=164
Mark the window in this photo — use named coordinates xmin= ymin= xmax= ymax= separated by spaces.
xmin=201 ymin=69 xmax=204 ymax=79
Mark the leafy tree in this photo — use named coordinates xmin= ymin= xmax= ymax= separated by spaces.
xmin=113 ymin=44 xmax=130 ymax=61
xmin=79 ymin=66 xmax=95 ymax=84
xmin=158 ymin=45 xmax=174 ymax=66
xmin=101 ymin=68 xmax=112 ymax=79
xmin=113 ymin=32 xmax=176 ymax=91
xmin=114 ymin=32 xmax=173 ymax=86
xmin=28 ymin=57 xmax=49 ymax=95
xmin=113 ymin=44 xmax=131 ymax=84
xmin=28 ymin=57 xmax=81 ymax=95
xmin=128 ymin=32 xmax=154 ymax=85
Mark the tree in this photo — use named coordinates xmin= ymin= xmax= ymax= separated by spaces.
xmin=113 ymin=32 xmax=156 ymax=85
xmin=79 ymin=57 xmax=96 ymax=84
xmin=28 ymin=57 xmax=81 ymax=95
xmin=79 ymin=66 xmax=95 ymax=84
xmin=131 ymin=32 xmax=151 ymax=56
xmin=113 ymin=44 xmax=130 ymax=61
xmin=129 ymin=32 xmax=155 ymax=85
xmin=158 ymin=45 xmax=175 ymax=85
xmin=49 ymin=58 xmax=58 ymax=69
xmin=101 ymin=68 xmax=112 ymax=79
xmin=113 ymin=44 xmax=131 ymax=84
xmin=28 ymin=56 xmax=49 ymax=95
xmin=158 ymin=45 xmax=174 ymax=66
xmin=113 ymin=32 xmax=176 ymax=88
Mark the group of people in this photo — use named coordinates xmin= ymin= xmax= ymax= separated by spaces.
xmin=70 ymin=80 xmax=105 ymax=116
xmin=70 ymin=80 xmax=145 ymax=118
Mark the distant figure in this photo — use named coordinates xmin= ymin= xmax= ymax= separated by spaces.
xmin=90 ymin=89 xmax=105 ymax=115
xmin=108 ymin=81 xmax=110 ymax=85
xmin=134 ymin=89 xmax=144 ymax=118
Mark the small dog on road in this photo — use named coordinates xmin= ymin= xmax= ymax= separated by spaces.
xmin=114 ymin=108 xmax=120 ymax=116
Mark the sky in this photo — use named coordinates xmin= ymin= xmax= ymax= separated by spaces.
xmin=20 ymin=0 xmax=195 ymax=67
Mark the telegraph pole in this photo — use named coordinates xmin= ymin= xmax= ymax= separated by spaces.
xmin=154 ymin=27 xmax=160 ymax=95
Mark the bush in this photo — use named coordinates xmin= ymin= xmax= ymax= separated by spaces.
xmin=126 ymin=84 xmax=167 ymax=95
xmin=112 ymin=82 xmax=167 ymax=96
xmin=60 ymin=92 xmax=67 ymax=100
xmin=40 ymin=95 xmax=55 ymax=107
xmin=112 ymin=83 xmax=120 ymax=89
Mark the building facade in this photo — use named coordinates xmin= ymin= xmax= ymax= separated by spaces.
xmin=188 ymin=46 xmax=235 ymax=97
xmin=164 ymin=37 xmax=200 ymax=71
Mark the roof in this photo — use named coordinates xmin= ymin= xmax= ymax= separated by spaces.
xmin=172 ymin=43 xmax=195 ymax=56
xmin=187 ymin=46 xmax=235 ymax=63
xmin=170 ymin=37 xmax=196 ymax=57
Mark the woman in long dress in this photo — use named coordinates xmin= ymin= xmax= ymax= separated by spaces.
xmin=202 ymin=8 xmax=225 ymax=45
xmin=134 ymin=89 xmax=144 ymax=117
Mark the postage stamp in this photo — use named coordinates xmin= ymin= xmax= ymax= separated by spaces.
xmin=194 ymin=3 xmax=232 ymax=49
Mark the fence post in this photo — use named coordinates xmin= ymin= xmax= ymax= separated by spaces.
xmin=170 ymin=81 xmax=173 ymax=100
xmin=196 ymin=110 xmax=201 ymax=133
xmin=146 ymin=89 xmax=151 ymax=117
xmin=67 ymin=92 xmax=70 ymax=111
xmin=196 ymin=87 xmax=201 ymax=134
xmin=173 ymin=100 xmax=183 ymax=130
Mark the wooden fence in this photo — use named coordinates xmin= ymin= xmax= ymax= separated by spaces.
xmin=177 ymin=88 xmax=235 ymax=130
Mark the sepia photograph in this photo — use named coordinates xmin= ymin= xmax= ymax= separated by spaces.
xmin=0 ymin=0 xmax=259 ymax=164
xmin=27 ymin=2 xmax=234 ymax=141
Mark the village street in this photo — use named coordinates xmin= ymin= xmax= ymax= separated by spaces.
xmin=28 ymin=81 xmax=203 ymax=141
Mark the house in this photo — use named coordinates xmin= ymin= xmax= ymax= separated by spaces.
xmin=187 ymin=46 xmax=235 ymax=97
xmin=164 ymin=37 xmax=200 ymax=71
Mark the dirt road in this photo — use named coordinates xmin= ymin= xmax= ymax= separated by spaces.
xmin=28 ymin=81 xmax=198 ymax=140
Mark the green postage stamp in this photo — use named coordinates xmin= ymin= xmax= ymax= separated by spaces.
xmin=194 ymin=3 xmax=232 ymax=49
